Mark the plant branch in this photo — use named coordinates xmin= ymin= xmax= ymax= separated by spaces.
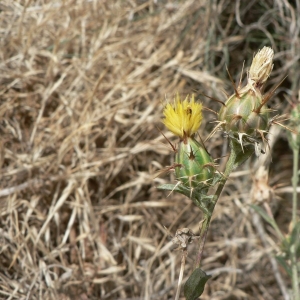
xmin=292 ymin=148 xmax=299 ymax=227
xmin=291 ymin=147 xmax=299 ymax=300
xmin=194 ymin=139 xmax=239 ymax=269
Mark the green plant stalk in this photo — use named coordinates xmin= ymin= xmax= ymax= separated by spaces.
xmin=194 ymin=141 xmax=238 ymax=268
xmin=291 ymin=243 xmax=299 ymax=300
xmin=268 ymin=210 xmax=286 ymax=242
xmin=292 ymin=148 xmax=299 ymax=227
xmin=291 ymin=147 xmax=299 ymax=300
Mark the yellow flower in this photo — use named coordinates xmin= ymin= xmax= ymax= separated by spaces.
xmin=163 ymin=93 xmax=203 ymax=139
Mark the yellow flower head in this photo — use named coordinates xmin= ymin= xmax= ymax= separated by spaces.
xmin=163 ymin=93 xmax=203 ymax=139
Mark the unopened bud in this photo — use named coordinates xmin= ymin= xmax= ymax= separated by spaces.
xmin=218 ymin=47 xmax=275 ymax=147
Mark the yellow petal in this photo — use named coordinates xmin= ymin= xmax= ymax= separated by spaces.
xmin=163 ymin=94 xmax=202 ymax=138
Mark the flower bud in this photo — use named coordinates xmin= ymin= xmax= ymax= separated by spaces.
xmin=175 ymin=137 xmax=214 ymax=188
xmin=218 ymin=87 xmax=270 ymax=138
xmin=218 ymin=47 xmax=274 ymax=144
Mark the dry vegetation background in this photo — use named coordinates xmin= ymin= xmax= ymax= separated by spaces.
xmin=0 ymin=0 xmax=299 ymax=299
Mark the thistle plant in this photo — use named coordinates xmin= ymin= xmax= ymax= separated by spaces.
xmin=158 ymin=47 xmax=288 ymax=299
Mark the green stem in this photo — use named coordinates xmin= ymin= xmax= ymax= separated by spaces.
xmin=194 ymin=215 xmax=211 ymax=268
xmin=194 ymin=140 xmax=238 ymax=268
xmin=291 ymin=243 xmax=299 ymax=300
xmin=292 ymin=148 xmax=299 ymax=227
xmin=291 ymin=147 xmax=299 ymax=300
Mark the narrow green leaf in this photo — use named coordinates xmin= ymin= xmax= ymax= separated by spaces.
xmin=157 ymin=184 xmax=215 ymax=216
xmin=290 ymin=221 xmax=300 ymax=246
xmin=157 ymin=184 xmax=178 ymax=191
xmin=157 ymin=184 xmax=191 ymax=198
xmin=232 ymin=144 xmax=254 ymax=169
xmin=290 ymin=221 xmax=300 ymax=256
xmin=184 ymin=268 xmax=211 ymax=300
xmin=276 ymin=255 xmax=292 ymax=277
xmin=251 ymin=204 xmax=286 ymax=243
xmin=211 ymin=172 xmax=224 ymax=186
xmin=194 ymin=194 xmax=214 ymax=216
xmin=250 ymin=204 xmax=276 ymax=227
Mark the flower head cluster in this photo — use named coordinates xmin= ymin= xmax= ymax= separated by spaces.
xmin=163 ymin=93 xmax=202 ymax=140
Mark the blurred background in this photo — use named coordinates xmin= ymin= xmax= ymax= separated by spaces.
xmin=0 ymin=1 xmax=299 ymax=299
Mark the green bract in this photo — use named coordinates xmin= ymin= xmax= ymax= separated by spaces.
xmin=218 ymin=88 xmax=270 ymax=139
xmin=175 ymin=137 xmax=214 ymax=188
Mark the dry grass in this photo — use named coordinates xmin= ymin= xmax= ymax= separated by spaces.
xmin=0 ymin=0 xmax=299 ymax=299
